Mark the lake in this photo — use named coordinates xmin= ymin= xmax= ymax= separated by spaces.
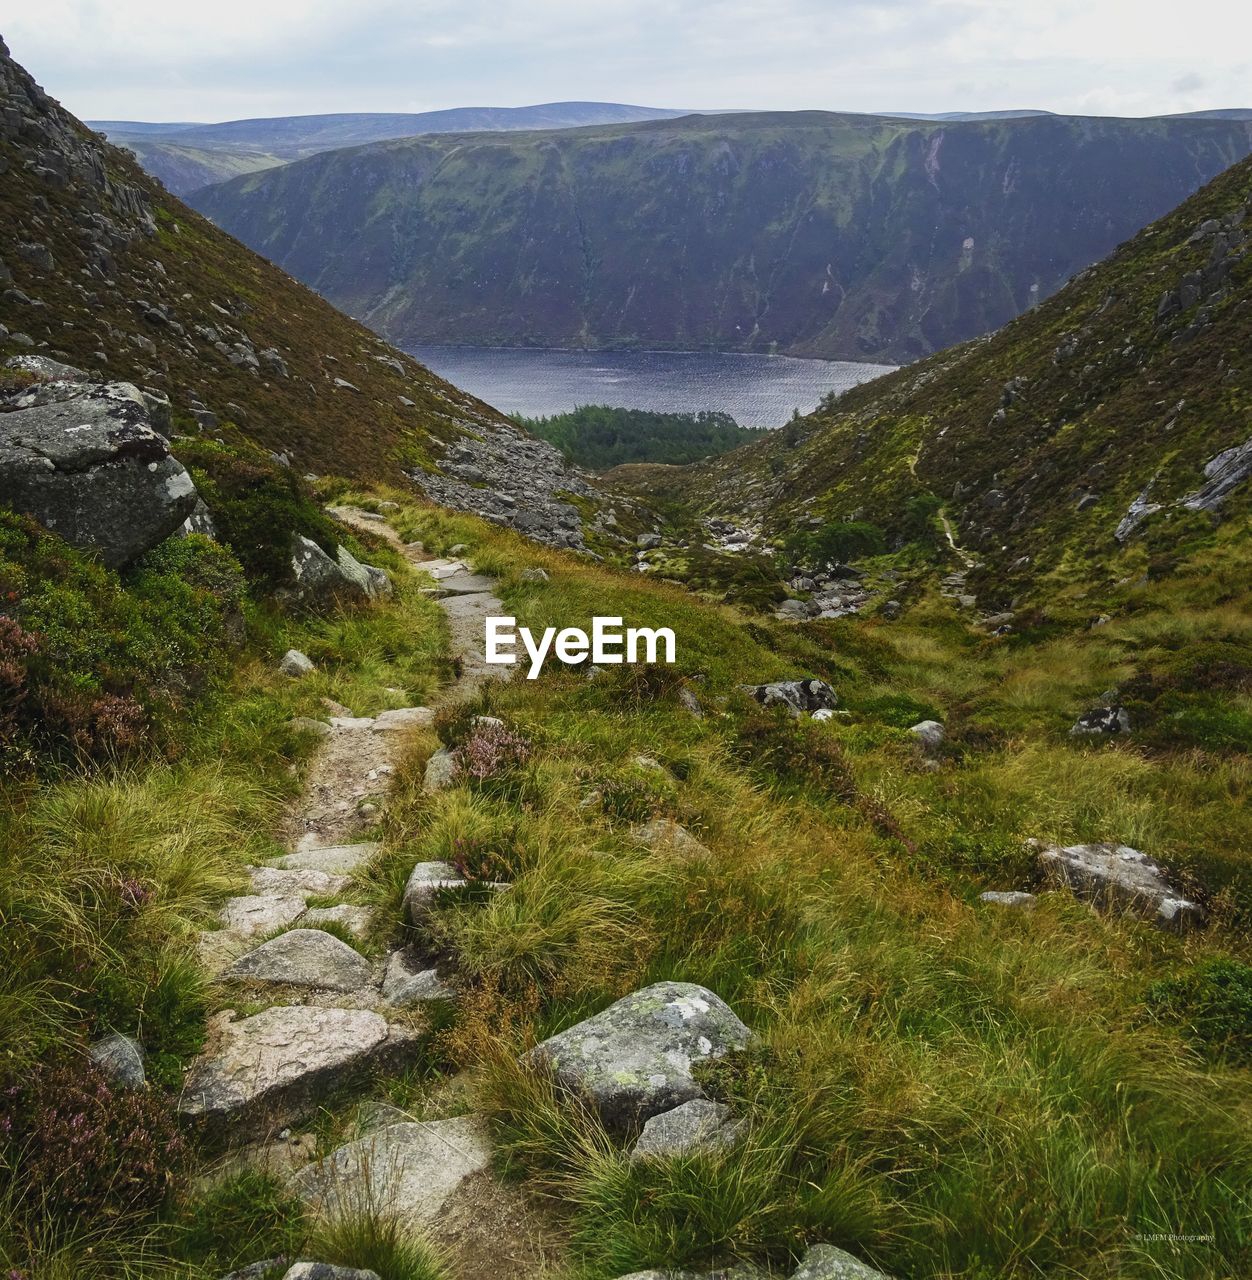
xmin=406 ymin=345 xmax=894 ymax=428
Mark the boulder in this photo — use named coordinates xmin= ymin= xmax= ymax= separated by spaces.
xmin=739 ymin=678 xmax=837 ymax=716
xmin=88 ymin=1031 xmax=145 ymax=1090
xmin=1070 ymin=705 xmax=1131 ymax=736
xmin=1035 ymin=841 xmax=1203 ymax=931
xmin=775 ymin=598 xmax=819 ymax=620
xmin=372 ymin=706 xmax=434 ymax=733
xmin=1181 ymin=436 xmax=1252 ymax=512
xmin=521 ymin=566 xmax=550 ymax=582
xmin=631 ymin=1099 xmax=742 ymax=1160
xmin=225 ymin=929 xmax=373 ymax=993
xmin=909 ymin=720 xmax=945 ymax=752
xmin=287 ymin=535 xmax=388 ymax=610
xmin=279 ymin=649 xmax=315 ymax=677
xmin=0 ymin=382 xmax=197 ymax=568
xmin=3 ymin=353 xmax=88 ymax=384
xmin=179 ymin=1006 xmax=411 ymax=1132
xmin=631 ymin=818 xmax=709 ymax=857
xmin=523 ymin=981 xmax=751 ymax=1130
xmin=423 ymin=746 xmax=458 ymax=792
xmin=791 ymin=1243 xmax=896 ymax=1280
xmin=288 ymin=1116 xmax=491 ymax=1229
xmin=637 ymin=533 xmax=663 ymax=549
xmin=288 ymin=716 xmax=332 ymax=738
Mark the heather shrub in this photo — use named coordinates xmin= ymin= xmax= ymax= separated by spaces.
xmin=451 ymin=719 xmax=532 ymax=788
xmin=2 ymin=1061 xmax=186 ymax=1224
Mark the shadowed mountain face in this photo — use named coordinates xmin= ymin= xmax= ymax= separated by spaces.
xmin=191 ymin=110 xmax=1252 ymax=363
xmin=91 ymin=103 xmax=700 ymax=194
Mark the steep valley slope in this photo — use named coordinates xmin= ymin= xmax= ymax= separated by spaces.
xmin=191 ymin=109 xmax=1252 ymax=362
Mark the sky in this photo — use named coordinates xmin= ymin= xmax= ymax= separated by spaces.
xmin=2 ymin=0 xmax=1250 ymax=123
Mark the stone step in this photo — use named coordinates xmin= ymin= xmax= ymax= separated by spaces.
xmin=179 ymin=1006 xmax=416 ymax=1136
xmin=248 ymin=865 xmax=350 ymax=897
xmin=224 ymin=928 xmax=374 ymax=993
xmin=428 ymin=571 xmax=499 ymax=596
xmin=288 ymin=1115 xmax=492 ymax=1229
xmin=278 ymin=842 xmax=381 ymax=875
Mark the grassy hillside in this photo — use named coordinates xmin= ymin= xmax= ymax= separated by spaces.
xmin=686 ymin=153 xmax=1252 ymax=615
xmin=96 ymin=104 xmax=697 ymax=196
xmin=192 ymin=109 xmax=1252 ymax=362
xmin=0 ymin=36 xmax=513 ymax=482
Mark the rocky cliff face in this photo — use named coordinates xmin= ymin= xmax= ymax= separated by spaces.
xmin=0 ymin=36 xmax=624 ymax=557
xmin=191 ymin=110 xmax=1252 ymax=363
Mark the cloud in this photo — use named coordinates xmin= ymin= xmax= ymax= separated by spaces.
xmin=4 ymin=0 xmax=1250 ymax=121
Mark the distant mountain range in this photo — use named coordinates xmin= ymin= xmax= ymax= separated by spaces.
xmin=190 ymin=108 xmax=1252 ymax=364
xmin=90 ymin=104 xmax=701 ymax=193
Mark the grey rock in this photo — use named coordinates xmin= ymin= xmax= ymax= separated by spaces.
xmin=908 ymin=720 xmax=945 ymax=752
xmin=791 ymin=1243 xmax=896 ymax=1280
xmin=179 ymin=497 xmax=217 ymax=539
xmin=4 ymin=353 xmax=87 ymax=383
xmin=631 ymin=1098 xmax=742 ymax=1160
xmin=335 ymin=545 xmax=392 ymax=601
xmin=89 ymin=1032 xmax=145 ymax=1090
xmin=288 ymin=1116 xmax=491 ymax=1229
xmin=248 ymin=865 xmax=349 ymax=897
xmin=403 ymin=860 xmax=467 ymax=923
xmin=776 ymin=597 xmax=819 ymax=620
xmin=180 ymin=1006 xmax=409 ymax=1132
xmin=225 ymin=929 xmax=373 ymax=993
xmin=372 ymin=706 xmax=434 ymax=733
xmin=979 ymin=890 xmax=1037 ymax=910
xmin=279 ymin=649 xmax=315 ymax=677
xmin=287 ymin=535 xmax=373 ymax=610
xmin=637 ymin=533 xmax=663 ymax=549
xmin=1114 ymin=485 xmax=1162 ymax=542
xmin=631 ymin=818 xmax=709 ymax=856
xmin=739 ymin=678 xmax=838 ymax=716
xmin=0 ymin=382 xmax=197 ymax=568
xmin=1070 ymin=705 xmax=1131 ymax=736
xmin=423 ymin=747 xmax=458 ymax=793
xmin=278 ymin=843 xmax=379 ymax=875
xmin=1180 ymin=436 xmax=1252 ymax=512
xmin=523 ymin=981 xmax=751 ymax=1130
xmin=283 ymin=1266 xmax=381 ymax=1280
xmin=381 ymin=951 xmax=454 ymax=1007
xmin=288 ymin=716 xmax=332 ymax=738
xmin=521 ymin=566 xmax=550 ymax=582
xmin=1035 ymin=841 xmax=1203 ymax=931
xmin=218 ymin=894 xmax=307 ymax=939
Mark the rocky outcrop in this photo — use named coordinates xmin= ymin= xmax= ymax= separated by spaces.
xmin=0 ymin=378 xmax=197 ymax=567
xmin=1070 ymin=705 xmax=1131 ymax=736
xmin=1034 ymin=841 xmax=1203 ymax=931
xmin=1181 ymin=436 xmax=1252 ymax=512
xmin=410 ymin=425 xmax=610 ymax=552
xmin=523 ymin=981 xmax=751 ymax=1130
xmin=739 ymin=678 xmax=838 ymax=716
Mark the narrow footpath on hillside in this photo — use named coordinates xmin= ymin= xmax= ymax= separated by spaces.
xmin=180 ymin=509 xmax=562 ymax=1280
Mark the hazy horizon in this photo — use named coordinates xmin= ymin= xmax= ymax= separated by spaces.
xmin=6 ymin=0 xmax=1250 ymax=124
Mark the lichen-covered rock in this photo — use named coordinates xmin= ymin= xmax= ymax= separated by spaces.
xmin=0 ymin=382 xmax=197 ymax=567
xmin=218 ymin=894 xmax=307 ymax=939
xmin=631 ymin=1098 xmax=742 ymax=1160
xmin=1035 ymin=841 xmax=1203 ymax=931
xmin=523 ymin=981 xmax=751 ymax=1130
xmin=179 ymin=1006 xmax=411 ymax=1132
xmin=288 ymin=1116 xmax=491 ymax=1228
xmin=225 ymin=929 xmax=373 ymax=993
xmin=381 ymin=950 xmax=454 ymax=1006
xmin=791 ymin=1243 xmax=896 ymax=1280
xmin=403 ymin=860 xmax=467 ymax=923
xmin=279 ymin=649 xmax=315 ymax=677
xmin=422 ymin=747 xmax=458 ymax=792
xmin=286 ymin=535 xmax=390 ymax=610
xmin=738 ymin=679 xmax=837 ymax=716
xmin=283 ymin=1264 xmax=382 ymax=1280
xmin=909 ymin=720 xmax=945 ymax=752
xmin=979 ymin=890 xmax=1038 ymax=910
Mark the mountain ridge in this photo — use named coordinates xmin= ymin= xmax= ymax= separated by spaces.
xmin=190 ymin=108 xmax=1252 ymax=363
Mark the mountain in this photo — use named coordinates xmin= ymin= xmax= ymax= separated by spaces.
xmin=92 ymin=103 xmax=700 ymax=195
xmin=674 ymin=149 xmax=1252 ymax=613
xmin=191 ymin=109 xmax=1252 ymax=363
